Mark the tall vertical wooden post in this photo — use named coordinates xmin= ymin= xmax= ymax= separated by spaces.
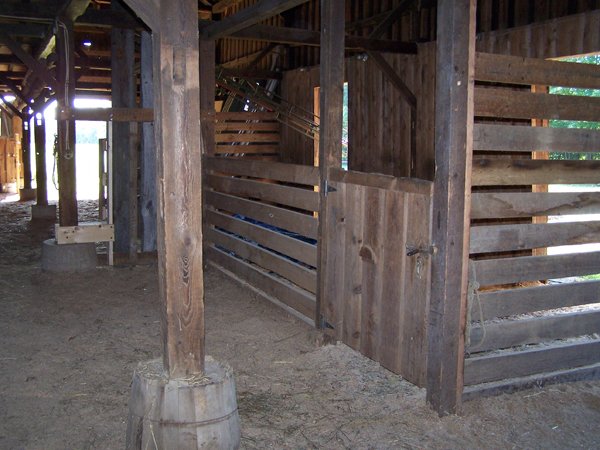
xmin=124 ymin=3 xmax=240 ymax=447
xmin=316 ymin=0 xmax=345 ymax=325
xmin=426 ymin=0 xmax=476 ymax=415
xmin=55 ymin=17 xmax=78 ymax=226
xmin=21 ymin=118 xmax=32 ymax=190
xmin=111 ymin=2 xmax=136 ymax=255
xmin=154 ymin=0 xmax=205 ymax=377
xmin=140 ymin=31 xmax=157 ymax=252
xmin=34 ymin=116 xmax=48 ymax=206
xmin=200 ymin=38 xmax=216 ymax=158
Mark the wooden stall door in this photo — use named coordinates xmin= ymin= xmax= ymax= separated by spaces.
xmin=320 ymin=169 xmax=433 ymax=386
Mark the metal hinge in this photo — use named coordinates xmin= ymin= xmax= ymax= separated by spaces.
xmin=323 ymin=180 xmax=337 ymax=196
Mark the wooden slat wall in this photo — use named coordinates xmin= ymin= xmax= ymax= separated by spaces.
xmin=0 ymin=137 xmax=19 ymax=192
xmin=279 ymin=42 xmax=436 ymax=181
xmin=322 ymin=170 xmax=433 ymax=386
xmin=464 ymin=52 xmax=600 ymax=391
xmin=204 ymin=155 xmax=319 ymax=321
xmin=214 ymin=111 xmax=281 ymax=158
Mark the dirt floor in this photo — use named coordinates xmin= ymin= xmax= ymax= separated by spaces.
xmin=1 ymin=195 xmax=600 ymax=449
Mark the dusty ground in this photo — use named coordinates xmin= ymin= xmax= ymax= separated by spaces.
xmin=1 ymin=195 xmax=600 ymax=449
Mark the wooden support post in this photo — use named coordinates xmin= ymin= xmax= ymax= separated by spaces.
xmin=426 ymin=0 xmax=476 ymax=415
xmin=316 ymin=0 xmax=345 ymax=325
xmin=200 ymin=38 xmax=216 ymax=158
xmin=140 ymin=31 xmax=157 ymax=252
xmin=34 ymin=115 xmax=48 ymax=205
xmin=21 ymin=118 xmax=32 ymax=190
xmin=154 ymin=0 xmax=205 ymax=377
xmin=111 ymin=2 xmax=136 ymax=255
xmin=56 ymin=17 xmax=78 ymax=226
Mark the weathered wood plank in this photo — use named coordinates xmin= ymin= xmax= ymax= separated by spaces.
xmin=58 ymin=107 xmax=154 ymax=122
xmin=464 ymin=340 xmax=600 ymax=385
xmin=471 ymin=221 xmax=600 ymax=254
xmin=215 ymin=133 xmax=280 ymax=143
xmin=475 ymin=52 xmax=600 ymax=89
xmin=205 ymin=190 xmax=318 ymax=239
xmin=475 ymin=87 xmax=600 ymax=122
xmin=329 ymin=167 xmax=433 ymax=196
xmin=204 ymin=209 xmax=317 ymax=267
xmin=473 ymin=124 xmax=600 ymax=153
xmin=206 ymin=227 xmax=317 ymax=293
xmin=206 ymin=157 xmax=319 ymax=185
xmin=216 ymin=111 xmax=277 ymax=121
xmin=207 ymin=174 xmax=319 ymax=212
xmin=206 ymin=245 xmax=316 ymax=319
xmin=468 ymin=310 xmax=600 ymax=353
xmin=471 ymin=192 xmax=600 ymax=219
xmin=472 ymin=159 xmax=600 ymax=186
xmin=216 ymin=122 xmax=280 ymax=132
xmin=215 ymin=144 xmax=280 ymax=154
xmin=478 ymin=280 xmax=600 ymax=320
xmin=472 ymin=251 xmax=600 ymax=286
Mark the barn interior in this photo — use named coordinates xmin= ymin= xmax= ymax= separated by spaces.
xmin=1 ymin=0 xmax=600 ymax=446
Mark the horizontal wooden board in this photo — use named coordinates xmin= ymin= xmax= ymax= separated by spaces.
xmin=463 ymin=362 xmax=600 ymax=401
xmin=205 ymin=209 xmax=317 ymax=267
xmin=206 ymin=245 xmax=316 ymax=320
xmin=471 ymin=221 xmax=600 ymax=253
xmin=206 ymin=228 xmax=317 ymax=293
xmin=471 ymin=192 xmax=600 ymax=219
xmin=329 ymin=167 xmax=433 ymax=196
xmin=206 ymin=156 xmax=319 ymax=186
xmin=473 ymin=124 xmax=600 ymax=153
xmin=472 ymin=251 xmax=600 ymax=286
xmin=475 ymin=87 xmax=600 ymax=122
xmin=215 ymin=133 xmax=280 ymax=143
xmin=472 ymin=158 xmax=600 ymax=186
xmin=215 ymin=144 xmax=280 ymax=154
xmin=215 ymin=111 xmax=277 ymax=121
xmin=464 ymin=340 xmax=600 ymax=385
xmin=207 ymin=174 xmax=319 ymax=212
xmin=475 ymin=52 xmax=600 ymax=89
xmin=205 ymin=191 xmax=318 ymax=239
xmin=468 ymin=310 xmax=600 ymax=353
xmin=478 ymin=280 xmax=600 ymax=321
xmin=216 ymin=122 xmax=280 ymax=132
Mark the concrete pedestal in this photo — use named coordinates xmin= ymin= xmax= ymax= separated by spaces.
xmin=31 ymin=204 xmax=57 ymax=221
xmin=41 ymin=239 xmax=97 ymax=272
xmin=19 ymin=188 xmax=36 ymax=201
xmin=126 ymin=357 xmax=241 ymax=450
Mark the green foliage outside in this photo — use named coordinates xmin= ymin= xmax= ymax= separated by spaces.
xmin=549 ymin=54 xmax=600 ymax=161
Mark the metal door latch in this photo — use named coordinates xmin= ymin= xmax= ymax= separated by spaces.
xmin=406 ymin=244 xmax=436 ymax=257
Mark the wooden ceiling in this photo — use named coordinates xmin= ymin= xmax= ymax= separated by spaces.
xmin=0 ymin=0 xmax=598 ymax=119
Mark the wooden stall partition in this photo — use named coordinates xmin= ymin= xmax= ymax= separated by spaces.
xmin=215 ymin=111 xmax=281 ymax=160
xmin=204 ymin=156 xmax=319 ymax=323
xmin=463 ymin=52 xmax=600 ymax=399
xmin=320 ymin=168 xmax=433 ymax=386
xmin=0 ymin=137 xmax=19 ymax=192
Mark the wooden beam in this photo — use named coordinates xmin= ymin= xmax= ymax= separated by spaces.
xmin=21 ymin=118 xmax=33 ymax=190
xmin=154 ymin=0 xmax=205 ymax=377
xmin=120 ymin=0 xmax=159 ymax=31
xmin=0 ymin=94 xmax=24 ymax=119
xmin=57 ymin=107 xmax=153 ymax=122
xmin=229 ymin=24 xmax=417 ymax=54
xmin=316 ymin=0 xmax=345 ymax=325
xmin=0 ymin=73 xmax=30 ymax=105
xmin=0 ymin=31 xmax=57 ymax=89
xmin=201 ymin=0 xmax=310 ymax=40
xmin=369 ymin=0 xmax=415 ymax=39
xmin=368 ymin=52 xmax=417 ymax=109
xmin=56 ymin=17 xmax=78 ymax=226
xmin=426 ymin=0 xmax=476 ymax=416
xmin=212 ymin=0 xmax=244 ymax=14
xmin=34 ymin=115 xmax=48 ymax=206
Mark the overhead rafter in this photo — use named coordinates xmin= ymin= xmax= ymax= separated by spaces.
xmin=230 ymin=24 xmax=417 ymax=54
xmin=0 ymin=31 xmax=57 ymax=89
xmin=0 ymin=73 xmax=30 ymax=106
xmin=201 ymin=0 xmax=310 ymax=40
xmin=0 ymin=93 xmax=24 ymax=118
xmin=212 ymin=0 xmax=244 ymax=14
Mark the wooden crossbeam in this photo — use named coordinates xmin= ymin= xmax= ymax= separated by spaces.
xmin=202 ymin=0 xmax=310 ymax=40
xmin=0 ymin=94 xmax=24 ymax=118
xmin=0 ymin=31 xmax=57 ymax=89
xmin=230 ymin=24 xmax=417 ymax=54
xmin=0 ymin=73 xmax=30 ymax=105
xmin=212 ymin=0 xmax=244 ymax=14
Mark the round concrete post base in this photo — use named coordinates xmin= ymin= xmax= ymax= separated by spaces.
xmin=31 ymin=204 xmax=57 ymax=221
xmin=19 ymin=188 xmax=36 ymax=201
xmin=126 ymin=357 xmax=241 ymax=450
xmin=41 ymin=239 xmax=97 ymax=272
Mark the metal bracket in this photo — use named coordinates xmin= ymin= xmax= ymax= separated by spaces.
xmin=406 ymin=244 xmax=436 ymax=257
xmin=323 ymin=180 xmax=337 ymax=196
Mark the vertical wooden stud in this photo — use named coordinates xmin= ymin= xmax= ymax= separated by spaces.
xmin=34 ymin=115 xmax=48 ymax=206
